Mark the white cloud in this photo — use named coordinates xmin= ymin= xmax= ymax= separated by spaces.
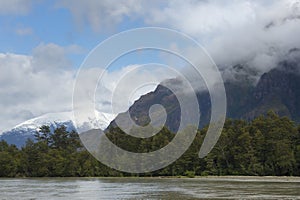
xmin=59 ymin=0 xmax=300 ymax=81
xmin=2 ymin=0 xmax=300 ymax=131
xmin=95 ymin=64 xmax=177 ymax=114
xmin=146 ymin=0 xmax=256 ymax=37
xmin=57 ymin=0 xmax=143 ymax=32
xmin=0 ymin=44 xmax=176 ymax=132
xmin=0 ymin=44 xmax=76 ymax=132
xmin=144 ymin=0 xmax=300 ymax=81
xmin=0 ymin=0 xmax=33 ymax=15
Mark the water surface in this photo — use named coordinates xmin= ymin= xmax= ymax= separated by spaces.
xmin=0 ymin=177 xmax=299 ymax=199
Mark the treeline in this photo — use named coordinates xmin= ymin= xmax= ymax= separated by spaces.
xmin=0 ymin=111 xmax=300 ymax=177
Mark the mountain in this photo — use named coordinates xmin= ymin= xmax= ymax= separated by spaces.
xmin=108 ymin=58 xmax=300 ymax=132
xmin=0 ymin=111 xmax=115 ymax=147
xmin=2 ymin=57 xmax=299 ymax=147
xmin=242 ymin=60 xmax=300 ymax=121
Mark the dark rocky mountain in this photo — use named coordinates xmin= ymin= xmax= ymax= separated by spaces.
xmin=108 ymin=81 xmax=181 ymax=133
xmin=108 ymin=59 xmax=300 ymax=132
xmin=244 ymin=60 xmax=300 ymax=121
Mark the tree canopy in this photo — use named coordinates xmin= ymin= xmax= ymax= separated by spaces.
xmin=0 ymin=112 xmax=299 ymax=177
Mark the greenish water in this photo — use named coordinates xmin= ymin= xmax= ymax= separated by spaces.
xmin=0 ymin=177 xmax=299 ymax=199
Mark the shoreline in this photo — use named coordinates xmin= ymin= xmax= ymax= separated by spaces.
xmin=1 ymin=176 xmax=300 ymax=182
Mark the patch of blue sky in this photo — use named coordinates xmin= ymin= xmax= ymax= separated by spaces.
xmin=0 ymin=1 xmax=189 ymax=72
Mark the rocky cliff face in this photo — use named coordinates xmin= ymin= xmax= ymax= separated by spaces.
xmin=108 ymin=83 xmax=182 ymax=133
xmin=246 ymin=60 xmax=300 ymax=121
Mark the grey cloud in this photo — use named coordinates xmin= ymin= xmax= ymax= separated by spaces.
xmin=32 ymin=43 xmax=72 ymax=72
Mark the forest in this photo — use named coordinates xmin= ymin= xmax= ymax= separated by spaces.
xmin=0 ymin=111 xmax=300 ymax=177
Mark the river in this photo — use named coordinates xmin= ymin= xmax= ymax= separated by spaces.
xmin=0 ymin=177 xmax=299 ymax=199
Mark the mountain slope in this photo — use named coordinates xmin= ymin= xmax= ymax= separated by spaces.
xmin=0 ymin=111 xmax=115 ymax=147
xmin=243 ymin=60 xmax=300 ymax=121
xmin=107 ymin=59 xmax=300 ymax=132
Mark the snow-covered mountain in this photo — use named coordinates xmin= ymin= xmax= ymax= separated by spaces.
xmin=0 ymin=111 xmax=116 ymax=147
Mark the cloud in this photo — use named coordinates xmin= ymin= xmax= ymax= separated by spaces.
xmin=0 ymin=44 xmax=176 ymax=132
xmin=15 ymin=27 xmax=33 ymax=36
xmin=57 ymin=0 xmax=143 ymax=32
xmin=2 ymin=0 xmax=300 ymax=131
xmin=146 ymin=0 xmax=256 ymax=36
xmin=73 ymin=63 xmax=177 ymax=122
xmin=59 ymin=0 xmax=300 ymax=83
xmin=95 ymin=64 xmax=177 ymax=114
xmin=31 ymin=43 xmax=73 ymax=72
xmin=143 ymin=0 xmax=300 ymax=83
xmin=0 ymin=0 xmax=34 ymax=15
xmin=0 ymin=44 xmax=76 ymax=132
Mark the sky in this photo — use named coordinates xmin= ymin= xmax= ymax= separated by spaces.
xmin=0 ymin=0 xmax=300 ymax=132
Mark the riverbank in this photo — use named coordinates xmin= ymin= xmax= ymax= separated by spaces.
xmin=2 ymin=175 xmax=300 ymax=182
xmin=190 ymin=176 xmax=300 ymax=182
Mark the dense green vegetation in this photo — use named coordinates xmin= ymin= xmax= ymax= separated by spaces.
xmin=0 ymin=111 xmax=300 ymax=177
